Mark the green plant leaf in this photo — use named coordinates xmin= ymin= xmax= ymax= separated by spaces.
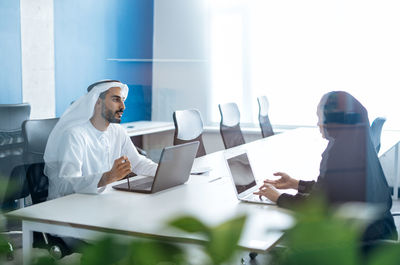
xmin=206 ymin=215 xmax=246 ymax=265
xmin=80 ymin=236 xmax=129 ymax=265
xmin=282 ymin=220 xmax=360 ymax=265
xmin=367 ymin=243 xmax=400 ymax=265
xmin=272 ymin=199 xmax=363 ymax=265
xmin=123 ymin=240 xmax=186 ymax=265
xmin=0 ymin=236 xmax=11 ymax=257
xmin=31 ymin=256 xmax=58 ymax=265
xmin=168 ymin=216 xmax=210 ymax=234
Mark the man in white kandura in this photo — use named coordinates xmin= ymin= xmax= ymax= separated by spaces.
xmin=44 ymin=80 xmax=157 ymax=200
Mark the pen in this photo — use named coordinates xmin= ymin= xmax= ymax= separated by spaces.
xmin=209 ymin=177 xmax=222 ymax=183
xmin=127 ymin=176 xmax=130 ymax=189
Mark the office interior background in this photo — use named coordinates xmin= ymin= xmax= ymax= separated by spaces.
xmin=2 ymin=1 xmax=400 ymax=264
xmin=2 ymin=0 xmax=400 ymax=130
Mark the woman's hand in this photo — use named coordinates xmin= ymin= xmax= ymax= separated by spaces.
xmin=254 ymin=183 xmax=281 ymax=203
xmin=263 ymin=172 xmax=299 ymax=190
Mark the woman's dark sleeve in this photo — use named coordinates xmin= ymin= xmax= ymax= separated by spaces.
xmin=298 ymin=180 xmax=315 ymax=193
xmin=276 ymin=180 xmax=316 ymax=209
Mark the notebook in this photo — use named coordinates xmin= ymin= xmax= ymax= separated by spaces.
xmin=225 ymin=150 xmax=275 ymax=205
xmin=112 ymin=141 xmax=199 ymax=194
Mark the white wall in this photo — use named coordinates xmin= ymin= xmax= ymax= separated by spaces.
xmin=152 ymin=0 xmax=211 ymax=123
xmin=20 ymin=0 xmax=55 ymax=119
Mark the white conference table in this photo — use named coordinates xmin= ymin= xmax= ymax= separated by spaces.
xmin=121 ymin=121 xmax=174 ymax=137
xmin=7 ymin=128 xmax=331 ymax=264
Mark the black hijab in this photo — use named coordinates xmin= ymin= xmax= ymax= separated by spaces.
xmin=316 ymin=91 xmax=392 ymax=208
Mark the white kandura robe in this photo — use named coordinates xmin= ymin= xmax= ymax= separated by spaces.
xmin=46 ymin=121 xmax=157 ymax=200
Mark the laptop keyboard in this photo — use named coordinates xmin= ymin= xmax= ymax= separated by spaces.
xmin=133 ymin=182 xmax=153 ymax=190
xmin=243 ymin=194 xmax=274 ymax=204
xmin=129 ymin=176 xmax=154 ymax=187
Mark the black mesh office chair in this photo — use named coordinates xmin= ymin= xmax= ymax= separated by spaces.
xmin=257 ymin=96 xmax=275 ymax=138
xmin=22 ymin=118 xmax=59 ymax=211
xmin=22 ymin=118 xmax=86 ymax=259
xmin=370 ymin=117 xmax=386 ymax=153
xmin=0 ymin=104 xmax=31 ymax=195
xmin=173 ymin=109 xmax=206 ymax=158
xmin=218 ymin=103 xmax=245 ymax=149
xmin=0 ymin=103 xmax=31 ymax=260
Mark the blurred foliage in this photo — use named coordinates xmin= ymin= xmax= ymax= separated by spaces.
xmin=0 ymin=234 xmax=11 ymax=257
xmin=17 ymin=215 xmax=245 ymax=265
xmin=367 ymin=243 xmax=400 ymax=265
xmin=269 ymin=198 xmax=400 ymax=265
xmin=79 ymin=237 xmax=129 ymax=265
xmin=169 ymin=215 xmax=246 ymax=264
xmin=31 ymin=256 xmax=58 ymax=265
xmin=270 ymin=199 xmax=361 ymax=265
xmin=3 ymin=187 xmax=400 ymax=265
xmin=0 ymin=178 xmax=17 ymax=261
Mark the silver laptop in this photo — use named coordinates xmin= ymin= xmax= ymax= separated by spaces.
xmin=225 ymin=150 xmax=275 ymax=205
xmin=113 ymin=141 xmax=199 ymax=194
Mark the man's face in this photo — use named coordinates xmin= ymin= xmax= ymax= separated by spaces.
xmin=100 ymin=87 xmax=126 ymax=124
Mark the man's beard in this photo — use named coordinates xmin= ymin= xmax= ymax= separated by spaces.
xmin=101 ymin=104 xmax=123 ymax=124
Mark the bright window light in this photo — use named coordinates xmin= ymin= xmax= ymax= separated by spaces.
xmin=210 ymin=0 xmax=400 ymax=129
xmin=210 ymin=11 xmax=243 ymax=122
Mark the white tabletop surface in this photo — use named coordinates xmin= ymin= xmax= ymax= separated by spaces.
xmin=7 ymin=127 xmax=330 ymax=251
xmin=7 ymin=174 xmax=292 ymax=251
xmin=121 ymin=121 xmax=174 ymax=137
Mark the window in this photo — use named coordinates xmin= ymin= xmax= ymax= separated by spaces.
xmin=210 ymin=0 xmax=400 ymax=129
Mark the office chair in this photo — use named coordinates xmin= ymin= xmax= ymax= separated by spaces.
xmin=0 ymin=104 xmax=31 ymax=180
xmin=218 ymin=103 xmax=245 ymax=149
xmin=22 ymin=118 xmax=59 ymax=164
xmin=0 ymin=103 xmax=31 ymax=260
xmin=370 ymin=117 xmax=386 ymax=153
xmin=22 ymin=118 xmax=86 ymax=259
xmin=173 ymin=109 xmax=206 ymax=158
xmin=360 ymin=212 xmax=400 ymax=257
xmin=25 ymin=163 xmax=82 ymax=258
xmin=257 ymin=96 xmax=275 ymax=138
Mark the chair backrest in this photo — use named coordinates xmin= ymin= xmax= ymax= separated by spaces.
xmin=0 ymin=103 xmax=31 ymax=132
xmin=218 ymin=103 xmax=245 ymax=149
xmin=22 ymin=118 xmax=59 ymax=165
xmin=370 ymin=117 xmax=386 ymax=153
xmin=0 ymin=103 xmax=31 ymax=203
xmin=257 ymin=96 xmax=274 ymax=138
xmin=22 ymin=118 xmax=59 ymax=204
xmin=0 ymin=103 xmax=31 ymax=158
xmin=173 ymin=109 xmax=206 ymax=157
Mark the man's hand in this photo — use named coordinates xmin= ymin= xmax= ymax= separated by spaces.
xmin=263 ymin=172 xmax=299 ymax=190
xmin=253 ymin=183 xmax=281 ymax=203
xmin=98 ymin=156 xmax=132 ymax=187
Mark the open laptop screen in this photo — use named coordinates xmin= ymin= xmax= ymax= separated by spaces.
xmin=227 ymin=153 xmax=257 ymax=194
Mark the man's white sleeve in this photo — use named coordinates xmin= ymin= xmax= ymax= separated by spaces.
xmin=122 ymin=133 xmax=157 ymax=176
xmin=57 ymin=132 xmax=105 ymax=195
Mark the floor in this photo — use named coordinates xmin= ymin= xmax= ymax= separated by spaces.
xmin=3 ymin=199 xmax=400 ymax=265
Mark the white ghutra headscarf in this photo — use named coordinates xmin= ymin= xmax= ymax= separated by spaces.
xmin=44 ymin=81 xmax=129 ymax=166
